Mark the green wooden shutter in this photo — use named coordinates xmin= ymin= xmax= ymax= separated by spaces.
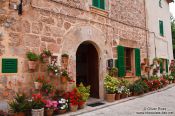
xmin=2 ymin=58 xmax=18 ymax=73
xmin=100 ymin=0 xmax=105 ymax=9
xmin=166 ymin=59 xmax=169 ymax=73
xmin=159 ymin=20 xmax=164 ymax=36
xmin=117 ymin=46 xmax=125 ymax=77
xmin=160 ymin=59 xmax=163 ymax=73
xmin=93 ymin=0 xmax=99 ymax=8
xmin=135 ymin=48 xmax=141 ymax=76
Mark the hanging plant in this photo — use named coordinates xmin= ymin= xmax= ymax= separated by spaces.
xmin=26 ymin=51 xmax=39 ymax=70
xmin=39 ymin=49 xmax=52 ymax=63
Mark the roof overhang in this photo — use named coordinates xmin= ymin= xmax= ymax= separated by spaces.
xmin=166 ymin=0 xmax=174 ymax=3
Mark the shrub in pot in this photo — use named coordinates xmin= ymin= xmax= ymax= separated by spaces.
xmin=57 ymin=98 xmax=68 ymax=114
xmin=60 ymin=70 xmax=70 ymax=83
xmin=68 ymin=88 xmax=79 ymax=112
xmin=31 ymin=93 xmax=45 ymax=116
xmin=104 ymin=75 xmax=119 ymax=102
xmin=109 ymin=68 xmax=118 ymax=77
xmin=45 ymin=100 xmax=58 ymax=116
xmin=130 ymin=82 xmax=144 ymax=95
xmin=34 ymin=76 xmax=45 ymax=90
xmin=47 ymin=63 xmax=59 ymax=77
xmin=9 ymin=94 xmax=29 ymax=116
xmin=115 ymin=87 xmax=122 ymax=100
xmin=120 ymin=86 xmax=130 ymax=98
xmin=26 ymin=51 xmax=38 ymax=70
xmin=39 ymin=49 xmax=52 ymax=63
xmin=77 ymin=83 xmax=90 ymax=109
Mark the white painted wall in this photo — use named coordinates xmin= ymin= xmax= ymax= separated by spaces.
xmin=146 ymin=0 xmax=173 ymax=64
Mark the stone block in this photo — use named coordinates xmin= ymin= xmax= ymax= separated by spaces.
xmin=47 ymin=43 xmax=60 ymax=53
xmin=41 ymin=36 xmax=56 ymax=43
xmin=24 ymin=34 xmax=40 ymax=47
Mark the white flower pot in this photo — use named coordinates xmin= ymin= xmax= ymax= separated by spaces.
xmin=34 ymin=82 xmax=42 ymax=90
xmin=32 ymin=108 xmax=44 ymax=116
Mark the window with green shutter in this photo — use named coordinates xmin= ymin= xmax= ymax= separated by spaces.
xmin=135 ymin=48 xmax=141 ymax=76
xmin=159 ymin=20 xmax=164 ymax=36
xmin=117 ymin=46 xmax=125 ymax=77
xmin=2 ymin=58 xmax=18 ymax=73
xmin=160 ymin=59 xmax=163 ymax=73
xmin=166 ymin=59 xmax=169 ymax=73
xmin=92 ymin=0 xmax=105 ymax=10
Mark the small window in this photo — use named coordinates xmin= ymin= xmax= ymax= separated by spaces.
xmin=159 ymin=20 xmax=164 ymax=36
xmin=92 ymin=0 xmax=105 ymax=10
xmin=159 ymin=0 xmax=162 ymax=8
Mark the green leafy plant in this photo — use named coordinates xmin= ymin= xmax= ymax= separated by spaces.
xmin=26 ymin=52 xmax=38 ymax=61
xmin=104 ymin=75 xmax=120 ymax=94
xmin=39 ymin=49 xmax=52 ymax=63
xmin=9 ymin=94 xmax=29 ymax=113
xmin=61 ymin=54 xmax=69 ymax=58
xmin=41 ymin=82 xmax=54 ymax=94
xmin=77 ymin=83 xmax=90 ymax=102
xmin=61 ymin=70 xmax=71 ymax=80
xmin=109 ymin=67 xmax=118 ymax=77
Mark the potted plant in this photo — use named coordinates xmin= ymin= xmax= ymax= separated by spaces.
xmin=31 ymin=93 xmax=45 ymax=116
xmin=144 ymin=58 xmax=149 ymax=64
xmin=57 ymin=98 xmax=68 ymax=114
xmin=41 ymin=82 xmax=54 ymax=96
xmin=104 ymin=75 xmax=119 ymax=102
xmin=39 ymin=49 xmax=52 ymax=63
xmin=68 ymin=88 xmax=79 ymax=112
xmin=115 ymin=87 xmax=122 ymax=100
xmin=26 ymin=51 xmax=38 ymax=70
xmin=45 ymin=100 xmax=58 ymax=116
xmin=125 ymin=70 xmax=133 ymax=77
xmin=120 ymin=86 xmax=130 ymax=99
xmin=61 ymin=70 xmax=70 ymax=83
xmin=34 ymin=76 xmax=45 ymax=90
xmin=77 ymin=83 xmax=90 ymax=109
xmin=9 ymin=94 xmax=28 ymax=116
xmin=130 ymin=82 xmax=144 ymax=96
xmin=109 ymin=67 xmax=118 ymax=77
xmin=61 ymin=54 xmax=69 ymax=69
xmin=47 ymin=63 xmax=59 ymax=77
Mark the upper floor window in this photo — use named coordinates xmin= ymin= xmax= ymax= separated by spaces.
xmin=159 ymin=20 xmax=164 ymax=36
xmin=92 ymin=0 xmax=105 ymax=10
xmin=159 ymin=0 xmax=162 ymax=8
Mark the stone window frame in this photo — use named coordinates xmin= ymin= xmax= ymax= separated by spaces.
xmin=89 ymin=0 xmax=110 ymax=16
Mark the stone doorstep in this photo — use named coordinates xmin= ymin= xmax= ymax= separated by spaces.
xmin=58 ymin=84 xmax=175 ymax=116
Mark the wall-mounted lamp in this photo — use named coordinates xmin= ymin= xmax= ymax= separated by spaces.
xmin=9 ymin=0 xmax=23 ymax=15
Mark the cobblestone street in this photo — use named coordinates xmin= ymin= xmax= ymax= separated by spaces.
xmin=77 ymin=86 xmax=175 ymax=116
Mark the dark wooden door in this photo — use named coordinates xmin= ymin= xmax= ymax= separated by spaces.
xmin=76 ymin=43 xmax=99 ymax=98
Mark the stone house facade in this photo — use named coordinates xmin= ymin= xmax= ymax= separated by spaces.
xmin=0 ymin=0 xmax=158 ymax=104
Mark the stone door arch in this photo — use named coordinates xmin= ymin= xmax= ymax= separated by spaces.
xmin=61 ymin=25 xmax=112 ymax=99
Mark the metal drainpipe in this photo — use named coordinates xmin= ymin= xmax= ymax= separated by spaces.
xmin=144 ymin=0 xmax=150 ymax=78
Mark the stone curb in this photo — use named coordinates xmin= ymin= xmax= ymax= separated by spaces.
xmin=59 ymin=84 xmax=175 ymax=116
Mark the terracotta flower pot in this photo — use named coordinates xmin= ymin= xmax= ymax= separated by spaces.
xmin=105 ymin=93 xmax=115 ymax=102
xmin=58 ymin=109 xmax=67 ymax=114
xmin=61 ymin=76 xmax=67 ymax=83
xmin=28 ymin=61 xmax=37 ymax=70
xmin=70 ymin=104 xmax=78 ymax=112
xmin=32 ymin=108 xmax=44 ymax=116
xmin=115 ymin=93 xmax=121 ymax=100
xmin=120 ymin=93 xmax=128 ymax=99
xmin=62 ymin=57 xmax=69 ymax=69
xmin=48 ymin=71 xmax=55 ymax=77
xmin=45 ymin=109 xmax=54 ymax=116
xmin=34 ymin=82 xmax=43 ymax=90
xmin=133 ymin=92 xmax=138 ymax=96
xmin=78 ymin=102 xmax=86 ymax=109
xmin=14 ymin=112 xmax=25 ymax=116
xmin=42 ymin=57 xmax=49 ymax=63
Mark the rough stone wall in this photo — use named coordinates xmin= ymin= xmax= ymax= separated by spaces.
xmin=0 ymin=0 xmax=147 ymax=100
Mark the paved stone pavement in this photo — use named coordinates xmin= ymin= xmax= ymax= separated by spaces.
xmin=77 ymin=86 xmax=175 ymax=116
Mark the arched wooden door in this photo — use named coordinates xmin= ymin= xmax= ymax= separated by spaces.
xmin=76 ymin=42 xmax=99 ymax=98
